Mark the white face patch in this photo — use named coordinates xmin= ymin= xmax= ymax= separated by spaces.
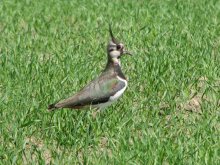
xmin=109 ymin=50 xmax=120 ymax=58
xmin=108 ymin=40 xmax=123 ymax=59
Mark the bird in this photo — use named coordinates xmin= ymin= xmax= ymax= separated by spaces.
xmin=48 ymin=25 xmax=132 ymax=111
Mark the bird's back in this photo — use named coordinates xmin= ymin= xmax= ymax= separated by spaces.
xmin=49 ymin=67 xmax=126 ymax=110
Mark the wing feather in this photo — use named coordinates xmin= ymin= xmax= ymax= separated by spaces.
xmin=54 ymin=73 xmax=125 ymax=109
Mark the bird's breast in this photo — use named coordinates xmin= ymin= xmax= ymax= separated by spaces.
xmin=109 ymin=76 xmax=128 ymax=101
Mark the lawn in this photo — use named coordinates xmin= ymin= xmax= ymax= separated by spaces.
xmin=0 ymin=0 xmax=220 ymax=164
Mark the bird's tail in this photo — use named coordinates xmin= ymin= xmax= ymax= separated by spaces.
xmin=48 ymin=103 xmax=57 ymax=111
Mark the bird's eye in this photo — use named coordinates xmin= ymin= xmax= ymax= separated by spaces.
xmin=116 ymin=45 xmax=121 ymax=50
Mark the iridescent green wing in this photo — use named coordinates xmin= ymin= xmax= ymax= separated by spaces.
xmin=75 ymin=74 xmax=126 ymax=105
xmin=55 ymin=74 xmax=126 ymax=108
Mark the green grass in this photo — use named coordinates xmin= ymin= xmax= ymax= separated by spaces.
xmin=0 ymin=0 xmax=220 ymax=164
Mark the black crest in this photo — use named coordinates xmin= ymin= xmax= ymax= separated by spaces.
xmin=109 ymin=24 xmax=118 ymax=44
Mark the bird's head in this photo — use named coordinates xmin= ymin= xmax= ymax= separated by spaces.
xmin=107 ymin=25 xmax=132 ymax=61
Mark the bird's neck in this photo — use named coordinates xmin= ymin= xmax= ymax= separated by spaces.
xmin=104 ymin=57 xmax=126 ymax=80
xmin=111 ymin=57 xmax=121 ymax=66
xmin=105 ymin=57 xmax=120 ymax=69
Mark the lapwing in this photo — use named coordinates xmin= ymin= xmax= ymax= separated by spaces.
xmin=48 ymin=26 xmax=132 ymax=111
